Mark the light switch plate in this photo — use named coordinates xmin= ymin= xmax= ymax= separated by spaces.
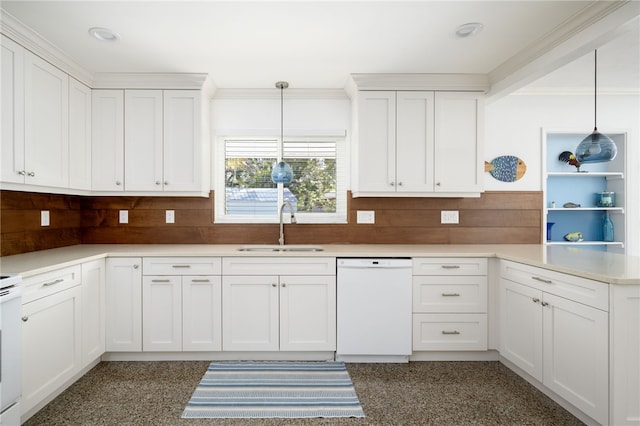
xmin=356 ymin=210 xmax=375 ymax=224
xmin=119 ymin=210 xmax=129 ymax=224
xmin=41 ymin=210 xmax=50 ymax=227
xmin=166 ymin=210 xmax=175 ymax=223
xmin=441 ymin=210 xmax=459 ymax=224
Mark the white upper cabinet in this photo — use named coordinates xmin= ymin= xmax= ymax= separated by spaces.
xmin=433 ymin=92 xmax=483 ymax=193
xmin=91 ymin=90 xmax=124 ymax=191
xmin=1 ymin=35 xmax=25 ymax=184
xmin=124 ymin=90 xmax=164 ymax=191
xmin=353 ymin=90 xmax=483 ymax=197
xmin=24 ymin=50 xmax=70 ymax=188
xmin=68 ymin=78 xmax=92 ymax=190
xmin=92 ymin=89 xmax=204 ymax=194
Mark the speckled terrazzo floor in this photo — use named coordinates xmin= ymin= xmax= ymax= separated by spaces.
xmin=24 ymin=361 xmax=584 ymax=426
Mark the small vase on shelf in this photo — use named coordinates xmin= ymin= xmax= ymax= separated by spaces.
xmin=603 ymin=212 xmax=614 ymax=242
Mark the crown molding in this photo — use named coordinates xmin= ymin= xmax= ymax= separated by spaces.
xmin=92 ymin=72 xmax=209 ymax=90
xmin=347 ymin=73 xmax=489 ymax=92
xmin=513 ymin=87 xmax=640 ymax=97
xmin=1 ymin=9 xmax=94 ymax=86
xmin=213 ymin=88 xmax=349 ymax=100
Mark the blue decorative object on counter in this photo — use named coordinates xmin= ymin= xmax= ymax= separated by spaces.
xmin=596 ymin=192 xmax=614 ymax=207
xmin=603 ymin=212 xmax=614 ymax=242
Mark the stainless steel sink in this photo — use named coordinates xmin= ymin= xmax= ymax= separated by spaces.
xmin=237 ymin=245 xmax=324 ymax=252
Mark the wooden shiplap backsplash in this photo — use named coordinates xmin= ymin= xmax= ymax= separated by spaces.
xmin=0 ymin=190 xmax=542 ymax=256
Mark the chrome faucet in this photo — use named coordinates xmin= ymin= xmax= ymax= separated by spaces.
xmin=279 ymin=201 xmax=297 ymax=246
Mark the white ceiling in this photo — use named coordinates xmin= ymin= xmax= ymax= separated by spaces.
xmin=1 ymin=1 xmax=638 ymax=94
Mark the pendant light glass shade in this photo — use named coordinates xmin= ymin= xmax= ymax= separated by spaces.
xmin=575 ymin=50 xmax=617 ymax=163
xmin=271 ymin=81 xmax=293 ymax=184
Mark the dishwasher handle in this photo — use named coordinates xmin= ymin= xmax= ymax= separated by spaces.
xmin=337 ymin=258 xmax=412 ymax=269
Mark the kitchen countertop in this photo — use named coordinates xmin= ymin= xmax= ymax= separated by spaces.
xmin=1 ymin=244 xmax=639 ymax=285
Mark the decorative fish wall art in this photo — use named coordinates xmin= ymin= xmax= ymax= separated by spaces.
xmin=484 ymin=155 xmax=527 ymax=182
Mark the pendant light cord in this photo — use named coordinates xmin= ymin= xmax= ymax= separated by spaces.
xmin=594 ymin=49 xmax=598 ymax=131
xmin=280 ymin=84 xmax=284 ymax=161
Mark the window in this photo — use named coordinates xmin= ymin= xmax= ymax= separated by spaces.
xmin=214 ymin=136 xmax=346 ymax=223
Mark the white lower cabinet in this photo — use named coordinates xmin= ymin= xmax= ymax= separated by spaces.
xmin=499 ymin=260 xmax=609 ymax=425
xmin=105 ymin=258 xmax=142 ymax=352
xmin=221 ymin=257 xmax=337 ymax=352
xmin=610 ymin=284 xmax=640 ymax=425
xmin=141 ymin=257 xmax=222 ymax=351
xmin=21 ymin=266 xmax=82 ymax=416
xmin=412 ymin=258 xmax=488 ymax=351
xmin=81 ymin=259 xmax=105 ymax=366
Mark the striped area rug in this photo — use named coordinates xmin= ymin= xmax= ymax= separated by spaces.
xmin=181 ymin=361 xmax=365 ymax=419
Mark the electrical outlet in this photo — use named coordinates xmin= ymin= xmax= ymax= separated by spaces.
xmin=441 ymin=210 xmax=459 ymax=224
xmin=166 ymin=210 xmax=175 ymax=224
xmin=41 ymin=210 xmax=50 ymax=227
xmin=356 ymin=210 xmax=375 ymax=224
xmin=119 ymin=210 xmax=129 ymax=224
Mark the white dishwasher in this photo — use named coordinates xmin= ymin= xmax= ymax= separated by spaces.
xmin=336 ymin=258 xmax=412 ymax=363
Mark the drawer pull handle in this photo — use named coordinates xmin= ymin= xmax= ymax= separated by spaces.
xmin=42 ymin=278 xmax=64 ymax=287
xmin=133 ymin=264 xmax=139 ymax=269
xmin=541 ymin=301 xmax=550 ymax=307
xmin=22 ymin=316 xmax=29 ymax=322
xmin=151 ymin=279 xmax=171 ymax=283
xmin=172 ymin=265 xmax=191 ymax=268
xmin=441 ymin=265 xmax=461 ymax=269
xmin=442 ymin=330 xmax=461 ymax=335
xmin=532 ymin=297 xmax=540 ymax=303
xmin=191 ymin=279 xmax=210 ymax=283
xmin=442 ymin=293 xmax=461 ymax=297
xmin=531 ymin=276 xmax=552 ymax=284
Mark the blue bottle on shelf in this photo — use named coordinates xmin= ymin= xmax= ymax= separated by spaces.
xmin=603 ymin=212 xmax=614 ymax=242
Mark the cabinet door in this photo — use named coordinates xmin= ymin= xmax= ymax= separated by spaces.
xmin=68 ymin=78 xmax=92 ymax=190
xmin=24 ymin=50 xmax=69 ymax=187
xmin=1 ymin=35 xmax=25 ymax=184
xmin=434 ymin=92 xmax=483 ymax=193
xmin=396 ymin=91 xmax=434 ymax=192
xmin=183 ymin=276 xmax=222 ymax=351
xmin=542 ymin=293 xmax=608 ymax=425
xmin=22 ymin=286 xmax=82 ymax=415
xmin=499 ymin=278 xmax=543 ymax=380
xmin=163 ymin=90 xmax=202 ymax=192
xmin=124 ymin=89 xmax=163 ymax=191
xmin=81 ymin=259 xmax=105 ymax=366
xmin=105 ymin=258 xmax=142 ymax=351
xmin=222 ymin=276 xmax=279 ymax=351
xmin=142 ymin=276 xmax=182 ymax=351
xmin=610 ymin=285 xmax=640 ymax=426
xmin=280 ymin=275 xmax=336 ymax=351
xmin=91 ymin=90 xmax=124 ymax=191
xmin=356 ymin=91 xmax=396 ymax=193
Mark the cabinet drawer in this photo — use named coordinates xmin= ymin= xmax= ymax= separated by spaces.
xmin=500 ymin=260 xmax=608 ymax=311
xmin=412 ymin=313 xmax=487 ymax=351
xmin=413 ymin=276 xmax=487 ymax=313
xmin=22 ymin=265 xmax=81 ymax=304
xmin=413 ymin=258 xmax=487 ymax=276
xmin=143 ymin=257 xmax=221 ymax=275
xmin=222 ymin=257 xmax=336 ymax=276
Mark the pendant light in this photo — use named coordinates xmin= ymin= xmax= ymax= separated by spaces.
xmin=575 ymin=50 xmax=617 ymax=163
xmin=271 ymin=81 xmax=294 ymax=184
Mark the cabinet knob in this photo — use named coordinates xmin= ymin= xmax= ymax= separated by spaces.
xmin=436 ymin=182 xmax=441 ymax=186
xmin=133 ymin=264 xmax=139 ymax=269
xmin=390 ymin=182 xmax=395 ymax=186
xmin=155 ymin=181 xmax=161 ymax=185
xmin=281 ymin=283 xmax=286 ymax=288
xmin=541 ymin=301 xmax=550 ymax=307
xmin=397 ymin=182 xmax=403 ymax=186
xmin=532 ymin=297 xmax=540 ymax=304
xmin=116 ymin=181 xmax=122 ymax=186
xmin=22 ymin=316 xmax=28 ymax=322
xmin=18 ymin=170 xmax=26 ymax=176
xmin=164 ymin=181 xmax=169 ymax=186
xmin=272 ymin=283 xmax=277 ymax=287
xmin=27 ymin=171 xmax=35 ymax=177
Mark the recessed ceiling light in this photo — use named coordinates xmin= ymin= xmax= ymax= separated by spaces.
xmin=455 ymin=22 xmax=483 ymax=38
xmin=88 ymin=27 xmax=120 ymax=42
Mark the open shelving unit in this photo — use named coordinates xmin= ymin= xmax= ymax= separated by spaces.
xmin=543 ymin=130 xmax=627 ymax=253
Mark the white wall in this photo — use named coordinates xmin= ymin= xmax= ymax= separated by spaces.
xmin=485 ymin=92 xmax=639 ymax=255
